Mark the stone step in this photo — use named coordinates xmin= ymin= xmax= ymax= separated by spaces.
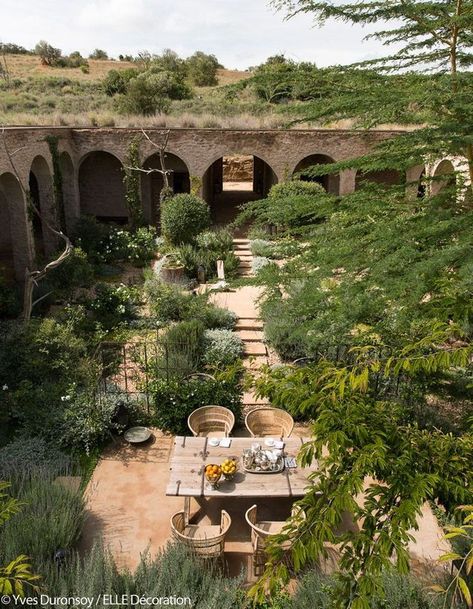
xmin=244 ymin=342 xmax=267 ymax=356
xmin=233 ymin=238 xmax=250 ymax=244
xmin=237 ymin=253 xmax=252 ymax=259
xmin=235 ymin=318 xmax=263 ymax=330
xmin=236 ymin=330 xmax=264 ymax=341
xmin=238 ymin=261 xmax=252 ymax=269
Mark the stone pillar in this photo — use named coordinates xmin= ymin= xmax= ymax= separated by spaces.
xmin=339 ymin=169 xmax=357 ymax=195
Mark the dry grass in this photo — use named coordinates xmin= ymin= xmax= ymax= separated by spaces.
xmin=0 ymin=110 xmax=413 ymax=131
xmin=3 ymin=54 xmax=250 ymax=85
xmin=4 ymin=54 xmax=135 ymax=82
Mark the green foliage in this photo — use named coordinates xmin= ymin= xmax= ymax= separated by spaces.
xmin=144 ymin=276 xmax=236 ymax=328
xmin=176 ymin=242 xmax=240 ymax=280
xmin=162 ymin=319 xmax=206 ymax=377
xmin=149 ymin=363 xmax=243 ymax=434
xmin=0 ymin=472 xmax=85 ymax=566
xmin=436 ymin=505 xmax=473 ymax=608
xmin=186 ymin=51 xmax=220 ymax=86
xmin=123 ymin=138 xmax=144 ymax=228
xmin=41 ymin=543 xmax=245 ymax=609
xmin=0 ymin=483 xmax=39 ymax=597
xmin=89 ymin=49 xmax=108 ymax=60
xmin=235 ymin=180 xmax=333 ymax=235
xmin=117 ymin=67 xmax=192 ymax=116
xmin=73 ymin=216 xmax=157 ymax=266
xmin=160 ymin=194 xmax=211 ymax=245
xmin=34 ymin=40 xmax=61 ymax=66
xmin=259 ymin=190 xmax=473 ymax=359
xmin=247 ymin=55 xmax=323 ymax=104
xmin=144 ymin=279 xmax=201 ymax=321
xmin=46 ymin=247 xmax=95 ymax=298
xmin=0 ymin=437 xmax=71 ymax=481
xmin=195 ymin=228 xmax=234 ymax=253
xmin=287 ymin=570 xmax=444 ymax=609
xmin=0 ymin=318 xmax=97 ymax=438
xmin=103 ymin=68 xmax=139 ymax=96
xmin=88 ymin=283 xmax=139 ymax=330
xmin=60 ymin=391 xmax=140 ymax=455
xmin=251 ymin=339 xmax=473 ymax=606
xmin=202 ymin=329 xmax=243 ymax=367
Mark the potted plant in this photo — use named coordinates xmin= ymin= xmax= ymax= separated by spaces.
xmin=159 ymin=253 xmax=185 ymax=284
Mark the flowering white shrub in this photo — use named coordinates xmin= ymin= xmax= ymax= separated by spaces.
xmin=203 ymin=329 xmax=243 ymax=367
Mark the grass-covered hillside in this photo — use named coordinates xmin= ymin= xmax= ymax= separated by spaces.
xmin=0 ymin=51 xmax=415 ymax=129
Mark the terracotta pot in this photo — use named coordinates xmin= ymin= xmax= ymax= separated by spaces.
xmin=160 ymin=264 xmax=185 ymax=284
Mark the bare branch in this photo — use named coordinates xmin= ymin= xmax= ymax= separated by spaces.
xmin=0 ymin=127 xmax=73 ymax=321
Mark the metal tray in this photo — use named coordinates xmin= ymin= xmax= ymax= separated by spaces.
xmin=243 ymin=460 xmax=285 ymax=474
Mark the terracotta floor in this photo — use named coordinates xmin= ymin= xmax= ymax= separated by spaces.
xmin=82 ymin=428 xmax=301 ymax=580
xmin=82 ymin=255 xmax=451 ymax=581
xmin=82 ymin=427 xmax=450 ymax=582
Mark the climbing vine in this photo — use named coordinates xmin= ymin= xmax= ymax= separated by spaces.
xmin=123 ymin=137 xmax=144 ymax=229
xmin=45 ymin=135 xmax=65 ymax=232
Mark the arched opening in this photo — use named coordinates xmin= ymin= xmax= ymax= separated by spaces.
xmin=431 ymin=159 xmax=456 ymax=196
xmin=0 ymin=172 xmax=29 ymax=283
xmin=293 ymin=154 xmax=340 ymax=195
xmin=79 ymin=151 xmax=127 ymax=224
xmin=0 ymin=180 xmax=15 ymax=281
xmin=29 ymin=155 xmax=54 ymax=259
xmin=141 ymin=152 xmax=190 ymax=225
xmin=202 ymin=155 xmax=277 ymax=227
xmin=355 ymin=168 xmax=402 ymax=189
xmin=59 ymin=151 xmax=77 ymax=232
xmin=417 ymin=169 xmax=427 ymax=199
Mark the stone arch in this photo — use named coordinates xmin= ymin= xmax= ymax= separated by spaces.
xmin=293 ymin=153 xmax=340 ymax=195
xmin=141 ymin=151 xmax=190 ymax=225
xmin=29 ymin=155 xmax=56 ymax=258
xmin=59 ymin=151 xmax=80 ymax=233
xmin=78 ymin=151 xmax=127 ymax=224
xmin=430 ymin=159 xmax=456 ymax=196
xmin=202 ymin=153 xmax=278 ymax=226
xmin=355 ymin=168 xmax=402 ymax=190
xmin=0 ymin=172 xmax=32 ymax=282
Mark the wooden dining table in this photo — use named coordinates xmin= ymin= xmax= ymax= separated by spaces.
xmin=165 ymin=436 xmax=318 ymax=499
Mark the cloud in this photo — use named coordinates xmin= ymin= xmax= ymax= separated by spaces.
xmin=1 ymin=0 xmax=390 ymax=69
xmin=78 ymin=0 xmax=149 ymax=30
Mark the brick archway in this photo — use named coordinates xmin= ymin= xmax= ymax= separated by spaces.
xmin=293 ymin=153 xmax=340 ymax=195
xmin=79 ymin=151 xmax=127 ymax=223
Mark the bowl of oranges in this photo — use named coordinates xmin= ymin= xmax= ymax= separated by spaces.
xmin=221 ymin=458 xmax=238 ymax=480
xmin=204 ymin=464 xmax=222 ymax=489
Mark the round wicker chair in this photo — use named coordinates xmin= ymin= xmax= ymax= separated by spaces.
xmin=245 ymin=407 xmax=294 ymax=439
xmin=187 ymin=405 xmax=235 ymax=437
xmin=171 ymin=508 xmax=231 ymax=560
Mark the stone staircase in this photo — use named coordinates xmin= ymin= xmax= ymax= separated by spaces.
xmin=231 ymin=239 xmax=270 ymax=410
xmin=233 ymin=238 xmax=253 ymax=277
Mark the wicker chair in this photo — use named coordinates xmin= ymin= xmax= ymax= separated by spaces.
xmin=187 ymin=405 xmax=235 ymax=437
xmin=245 ymin=504 xmax=305 ymax=576
xmin=245 ymin=407 xmax=294 ymax=439
xmin=170 ymin=508 xmax=231 ymax=560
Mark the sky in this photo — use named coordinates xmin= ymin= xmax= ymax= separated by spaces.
xmin=1 ymin=0 xmax=386 ymax=69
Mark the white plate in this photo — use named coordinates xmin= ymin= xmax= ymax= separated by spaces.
xmin=208 ymin=438 xmax=220 ymax=447
xmin=264 ymin=438 xmax=275 ymax=447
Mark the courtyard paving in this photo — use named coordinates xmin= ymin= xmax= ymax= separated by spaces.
xmin=82 ymin=240 xmax=451 ymax=582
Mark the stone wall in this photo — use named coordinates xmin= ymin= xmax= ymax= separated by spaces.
xmin=0 ymin=126 xmax=410 ymax=284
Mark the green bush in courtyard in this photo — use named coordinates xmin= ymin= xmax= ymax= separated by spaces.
xmin=0 ymin=471 xmax=85 ymax=566
xmin=160 ymin=194 xmax=211 ymax=245
xmin=149 ymin=362 xmax=243 ymax=434
xmin=203 ymin=329 xmax=243 ymax=367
